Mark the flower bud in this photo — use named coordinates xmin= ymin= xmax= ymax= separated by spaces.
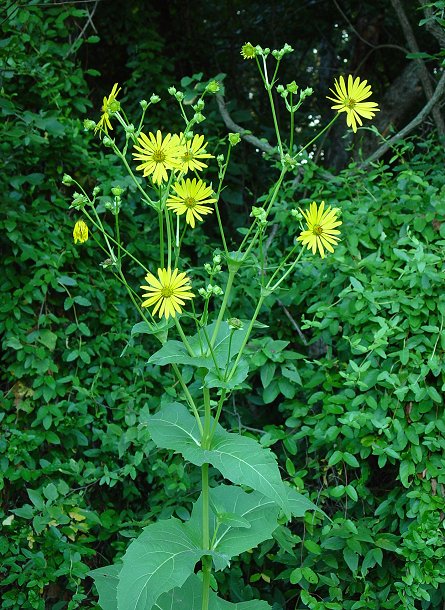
xmin=240 ymin=43 xmax=257 ymax=60
xmin=228 ymin=318 xmax=244 ymax=330
xmin=125 ymin=123 xmax=135 ymax=135
xmin=212 ymin=286 xmax=223 ymax=296
xmin=62 ymin=174 xmax=73 ymax=186
xmin=111 ymin=186 xmax=124 ymax=197
xmin=194 ymin=112 xmax=205 ymax=123
xmin=250 ymin=206 xmax=267 ymax=222
xmin=70 ymin=193 xmax=88 ymax=210
xmin=140 ymin=99 xmax=148 ymax=110
xmin=198 ymin=287 xmax=207 ymax=297
xmin=286 ymin=81 xmax=298 ymax=94
xmin=206 ymin=80 xmax=220 ymax=93
xmin=213 ymin=254 xmax=221 ymax=264
xmin=300 ymin=87 xmax=313 ymax=100
xmin=83 ymin=119 xmax=96 ymax=131
xmin=150 ymin=94 xmax=161 ymax=104
xmin=194 ymin=99 xmax=205 ymax=111
xmin=291 ymin=209 xmax=303 ymax=221
xmin=92 ymin=186 xmax=101 ymax=197
xmin=204 ymin=263 xmax=212 ymax=273
xmin=175 ymin=91 xmax=185 ymax=102
xmin=102 ymin=135 xmax=113 ymax=147
xmin=168 ymin=86 xmax=177 ymax=96
xmin=228 ymin=133 xmax=241 ymax=146
xmin=276 ymin=84 xmax=285 ymax=94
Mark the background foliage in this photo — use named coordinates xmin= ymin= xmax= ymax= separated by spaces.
xmin=1 ymin=1 xmax=445 ymax=609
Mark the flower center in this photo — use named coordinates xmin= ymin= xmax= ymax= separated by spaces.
xmin=313 ymin=224 xmax=323 ymax=235
xmin=161 ymin=286 xmax=174 ymax=298
xmin=184 ymin=197 xmax=196 ymax=209
xmin=346 ymin=97 xmax=356 ymax=109
xmin=153 ymin=150 xmax=166 ymax=163
xmin=182 ymin=151 xmax=193 ymax=162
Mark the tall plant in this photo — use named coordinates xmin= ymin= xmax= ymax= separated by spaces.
xmin=65 ymin=43 xmax=379 ymax=609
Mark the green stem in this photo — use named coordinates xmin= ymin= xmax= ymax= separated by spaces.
xmin=174 ymin=316 xmax=194 ymax=357
xmin=210 ymin=389 xmax=227 ymax=438
xmin=158 ymin=208 xmax=164 ymax=268
xmin=296 ymin=114 xmax=339 ymax=159
xmin=210 ymin=268 xmax=236 ymax=347
xmin=201 ymin=388 xmax=212 ymax=610
xmin=171 ymin=363 xmax=203 ymax=435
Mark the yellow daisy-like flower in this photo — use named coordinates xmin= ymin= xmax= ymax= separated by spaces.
xmin=73 ymin=219 xmax=88 ymax=244
xmin=94 ymin=83 xmax=121 ymax=136
xmin=133 ymin=131 xmax=181 ymax=185
xmin=296 ymin=201 xmax=342 ymax=258
xmin=174 ymin=133 xmax=214 ymax=175
xmin=166 ymin=178 xmax=216 ymax=228
xmin=327 ymin=75 xmax=379 ymax=133
xmin=140 ymin=267 xmax=194 ymax=319
xmin=241 ymin=42 xmax=257 ymax=60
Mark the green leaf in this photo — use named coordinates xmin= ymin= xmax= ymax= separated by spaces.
xmin=302 ymin=566 xmax=319 ymax=584
xmin=260 ymin=362 xmax=276 ymax=388
xmin=154 ymin=574 xmax=271 ymax=609
xmin=143 ymin=403 xmax=289 ymax=514
xmin=37 ymin=329 xmax=58 ymax=351
xmin=286 ymin=486 xmax=324 ymax=518
xmin=343 ymin=547 xmax=359 ymax=573
xmin=191 ymin=485 xmax=280 ymax=570
xmin=89 ymin=563 xmax=120 ymax=610
xmin=117 ymin=518 xmax=212 ymax=610
xmin=204 ymin=359 xmax=249 ymax=390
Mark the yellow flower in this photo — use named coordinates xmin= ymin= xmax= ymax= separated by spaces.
xmin=141 ymin=267 xmax=194 ymax=319
xmin=166 ymin=178 xmax=216 ymax=228
xmin=73 ymin=219 xmax=88 ymax=244
xmin=327 ymin=75 xmax=379 ymax=133
xmin=174 ymin=133 xmax=214 ymax=174
xmin=296 ymin=201 xmax=342 ymax=258
xmin=94 ymin=83 xmax=121 ymax=136
xmin=241 ymin=43 xmax=257 ymax=60
xmin=133 ymin=131 xmax=181 ymax=185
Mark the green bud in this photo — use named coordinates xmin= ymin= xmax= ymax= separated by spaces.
xmin=217 ymin=154 xmax=225 ymax=164
xmin=70 ymin=193 xmax=88 ymax=210
xmin=125 ymin=123 xmax=135 ymax=134
xmin=286 ymin=81 xmax=298 ymax=94
xmin=140 ymin=99 xmax=148 ymax=110
xmin=204 ymin=263 xmax=212 ymax=273
xmin=92 ymin=186 xmax=101 ymax=197
xmin=282 ymin=43 xmax=294 ymax=54
xmin=168 ymin=86 xmax=177 ymax=96
xmin=228 ymin=318 xmax=244 ymax=331
xmin=62 ymin=174 xmax=73 ymax=186
xmin=300 ymin=87 xmax=313 ymax=100
xmin=228 ymin=132 xmax=241 ymax=146
xmin=276 ymin=84 xmax=285 ymax=94
xmin=102 ymin=136 xmax=113 ymax=147
xmin=83 ymin=119 xmax=96 ymax=131
xmin=206 ymin=80 xmax=220 ymax=93
xmin=175 ymin=91 xmax=185 ymax=102
xmin=291 ymin=209 xmax=303 ymax=221
xmin=111 ymin=186 xmax=124 ymax=197
xmin=150 ymin=94 xmax=161 ymax=104
xmin=213 ymin=254 xmax=222 ymax=265
xmin=212 ymin=286 xmax=223 ymax=296
xmin=194 ymin=112 xmax=205 ymax=123
xmin=250 ymin=206 xmax=267 ymax=222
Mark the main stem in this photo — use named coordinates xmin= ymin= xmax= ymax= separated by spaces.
xmin=201 ymin=387 xmax=212 ymax=610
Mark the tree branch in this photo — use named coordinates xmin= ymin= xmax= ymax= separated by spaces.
xmin=361 ymin=70 xmax=445 ymax=166
xmin=215 ymin=94 xmax=278 ymax=157
xmin=419 ymin=0 xmax=445 ymax=48
xmin=390 ymin=0 xmax=445 ymax=136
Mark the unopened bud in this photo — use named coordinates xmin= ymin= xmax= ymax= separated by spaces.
xmin=140 ymin=99 xmax=148 ymax=110
xmin=206 ymin=80 xmax=220 ymax=93
xmin=286 ymin=81 xmax=298 ymax=94
xmin=111 ymin=186 xmax=124 ymax=197
xmin=83 ymin=119 xmax=96 ymax=131
xmin=150 ymin=94 xmax=161 ymax=104
xmin=228 ymin=318 xmax=244 ymax=330
xmin=62 ymin=174 xmax=73 ymax=186
xmin=92 ymin=186 xmax=101 ymax=197
xmin=228 ymin=133 xmax=241 ymax=146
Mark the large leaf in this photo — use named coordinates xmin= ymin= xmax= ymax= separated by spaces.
xmin=117 ymin=517 xmax=224 ymax=610
xmin=286 ymin=486 xmax=324 ymax=518
xmin=191 ymin=485 xmax=281 ymax=570
xmin=88 ymin=563 xmax=121 ymax=610
xmin=143 ymin=403 xmax=289 ymax=515
xmin=154 ymin=574 xmax=271 ymax=610
xmin=148 ymin=321 xmax=249 ymax=371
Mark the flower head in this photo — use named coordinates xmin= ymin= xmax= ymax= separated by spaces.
xmin=241 ymin=43 xmax=257 ymax=60
xmin=73 ymin=219 xmax=89 ymax=244
xmin=327 ymin=75 xmax=379 ymax=133
xmin=94 ymin=83 xmax=121 ymax=136
xmin=167 ymin=178 xmax=216 ymax=228
xmin=141 ymin=267 xmax=194 ymax=319
xmin=174 ymin=133 xmax=213 ymax=175
xmin=296 ymin=201 xmax=342 ymax=258
xmin=133 ymin=131 xmax=181 ymax=185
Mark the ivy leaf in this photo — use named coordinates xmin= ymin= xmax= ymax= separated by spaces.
xmin=143 ymin=403 xmax=289 ymax=515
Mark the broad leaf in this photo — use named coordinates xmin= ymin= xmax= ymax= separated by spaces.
xmin=89 ymin=563 xmax=121 ymax=610
xmin=116 ymin=517 xmax=225 ymax=610
xmin=286 ymin=486 xmax=324 ymax=518
xmin=154 ymin=574 xmax=271 ymax=610
xmin=144 ymin=403 xmax=289 ymax=515
xmin=191 ymin=485 xmax=281 ymax=571
xmin=149 ymin=322 xmax=249 ymax=371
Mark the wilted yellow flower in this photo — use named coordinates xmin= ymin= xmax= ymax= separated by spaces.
xmin=94 ymin=83 xmax=121 ymax=136
xmin=133 ymin=131 xmax=181 ymax=185
xmin=167 ymin=178 xmax=216 ymax=228
xmin=141 ymin=267 xmax=194 ymax=319
xmin=73 ymin=220 xmax=88 ymax=244
xmin=327 ymin=75 xmax=379 ymax=133
xmin=296 ymin=201 xmax=341 ymax=258
xmin=241 ymin=43 xmax=257 ymax=60
xmin=174 ymin=133 xmax=213 ymax=175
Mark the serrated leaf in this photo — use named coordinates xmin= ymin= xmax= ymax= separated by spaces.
xmin=191 ymin=485 xmax=280 ymax=571
xmin=143 ymin=403 xmax=289 ymax=514
xmin=117 ymin=518 xmax=217 ymax=610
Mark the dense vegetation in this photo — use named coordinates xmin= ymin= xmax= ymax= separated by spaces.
xmin=1 ymin=1 xmax=445 ymax=609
